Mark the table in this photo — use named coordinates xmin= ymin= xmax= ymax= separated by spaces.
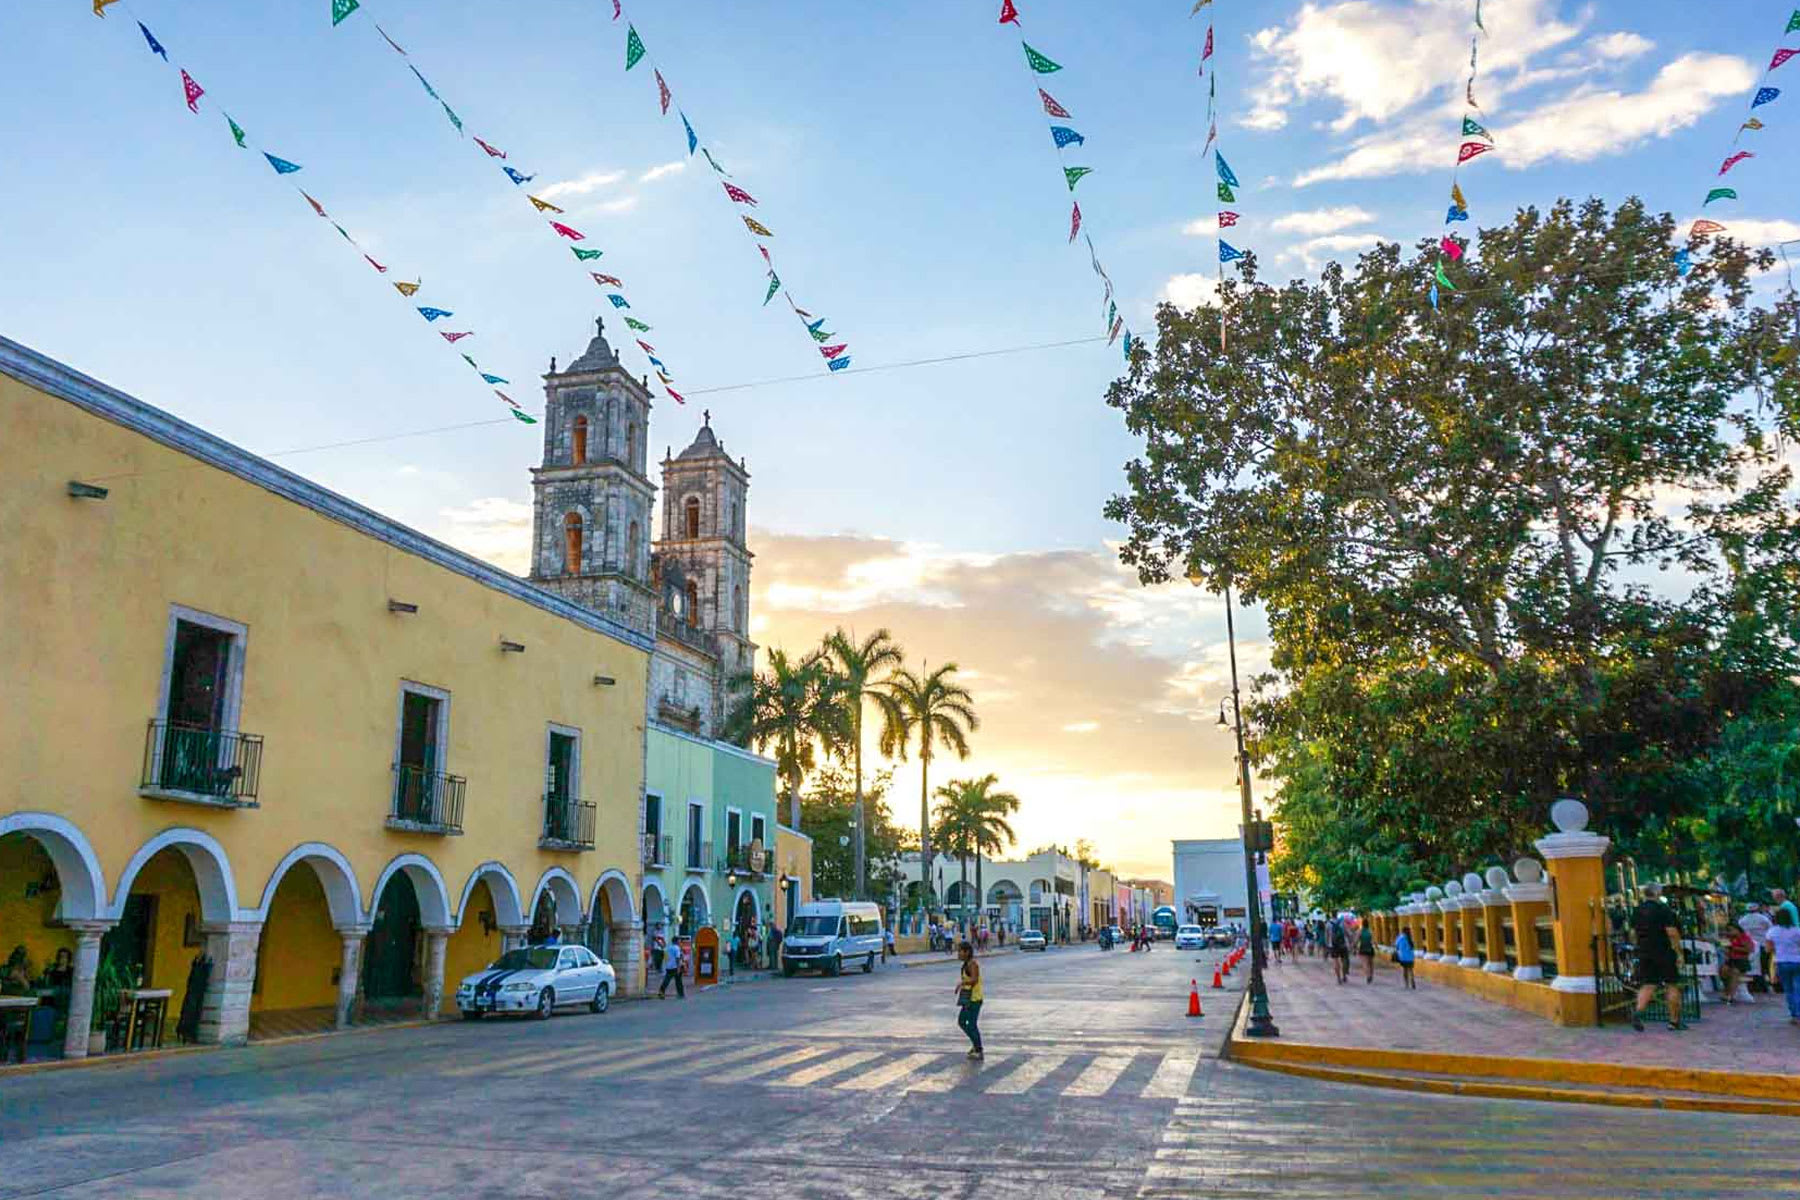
xmin=119 ymin=988 xmax=172 ymax=1052
xmin=0 ymin=996 xmax=39 ymax=1064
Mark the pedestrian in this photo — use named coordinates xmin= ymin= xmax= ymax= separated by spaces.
xmin=1768 ymin=907 xmax=1800 ymax=1025
xmin=1358 ymin=919 xmax=1376 ymax=983
xmin=1394 ymin=927 xmax=1417 ymax=989
xmin=1773 ymin=888 xmax=1800 ymax=929
xmin=1329 ymin=917 xmax=1351 ymax=984
xmin=1740 ymin=903 xmax=1773 ymax=992
xmin=998 ymin=925 xmax=1006 ymax=948
xmin=1630 ymin=882 xmax=1685 ymax=1031
xmin=649 ymin=934 xmax=666 ymax=975
xmin=1721 ymin=923 xmax=1756 ymax=1005
xmin=767 ymin=923 xmax=782 ymax=971
xmin=955 ymin=940 xmax=984 ymax=1060
xmin=658 ymin=936 xmax=686 ymax=999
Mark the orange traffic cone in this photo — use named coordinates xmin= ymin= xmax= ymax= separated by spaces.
xmin=1211 ymin=966 xmax=1224 ymax=989
xmin=1187 ymin=980 xmax=1204 ymax=1018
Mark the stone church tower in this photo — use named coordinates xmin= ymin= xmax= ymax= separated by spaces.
xmin=527 ymin=319 xmax=656 ymax=637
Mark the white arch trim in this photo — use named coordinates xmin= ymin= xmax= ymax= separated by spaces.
xmin=730 ymin=883 xmax=762 ymax=925
xmin=0 ymin=812 xmax=108 ymax=922
xmin=255 ymin=842 xmax=364 ymax=929
xmin=368 ymin=853 xmax=453 ymax=929
xmin=642 ymin=879 xmax=670 ymax=928
xmin=456 ymin=861 xmax=525 ymax=928
xmin=987 ymin=878 xmax=1023 ymax=903
xmin=111 ymin=827 xmax=240 ymax=924
xmin=678 ymin=879 xmax=711 ymax=922
xmin=530 ymin=867 xmax=584 ymax=926
xmin=590 ymin=868 xmax=636 ymax=926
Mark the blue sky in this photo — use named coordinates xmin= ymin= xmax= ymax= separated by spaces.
xmin=5 ymin=0 xmax=1794 ymax=877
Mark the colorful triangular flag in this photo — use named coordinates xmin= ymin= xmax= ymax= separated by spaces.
xmin=1741 ymin=116 xmax=1765 ymax=133
xmin=703 ymin=148 xmax=728 ymax=175
xmin=1446 ymin=205 xmax=1469 ymax=223
xmin=572 ymin=247 xmax=604 ymax=261
xmin=1752 ymin=87 xmax=1780 ymax=109
xmin=226 ymin=114 xmax=248 ymax=149
xmin=1200 ymin=27 xmax=1214 ymax=70
xmin=1215 ymin=152 xmax=1239 ymax=188
xmin=666 ymin=386 xmax=687 ymax=404
xmin=1039 ymin=89 xmax=1071 ymax=118
xmin=138 ymin=22 xmax=167 ymax=60
xmin=1440 ymin=236 xmax=1464 ymax=261
xmin=1069 ymin=200 xmax=1082 ymax=243
xmin=364 ymin=254 xmax=386 ymax=273
xmin=592 ymin=273 xmax=623 ymax=287
xmin=1217 ymin=181 xmax=1235 ymax=203
xmin=1434 ymin=260 xmax=1455 ymax=290
xmin=300 ymin=191 xmax=327 ymax=218
xmin=1050 ymin=126 xmax=1084 ymax=149
xmin=481 ymin=373 xmax=508 ymax=385
xmin=625 ymin=25 xmax=646 ymax=70
xmin=624 ymin=317 xmax=651 ymax=332
xmin=331 ymin=0 xmax=360 ymax=26
xmin=1219 ymin=240 xmax=1244 ymax=263
xmin=1704 ymin=187 xmax=1737 ymax=205
xmin=1023 ymin=43 xmax=1062 ymax=74
xmin=819 ymin=343 xmax=848 ymax=359
xmin=1451 ymin=182 xmax=1468 ymax=209
xmin=1461 ymin=116 xmax=1492 ymax=142
xmin=999 ymin=0 xmax=1020 ymax=24
xmin=529 ymin=195 xmax=564 ymax=213
xmin=1218 ymin=211 xmax=1239 ymax=227
xmin=503 ymin=167 xmax=534 ymax=185
xmin=264 ymin=153 xmax=302 ymax=175
xmin=607 ymin=294 xmax=631 ymax=308
xmin=1690 ymin=219 xmax=1726 ymax=236
xmin=743 ymin=216 xmax=774 ymax=237
xmin=394 ymin=279 xmax=421 ymax=296
xmin=94 ymin=0 xmax=120 ymax=16
xmin=827 ymin=356 xmax=852 ymax=372
xmin=656 ymin=69 xmax=672 ymax=115
xmin=1719 ymin=150 xmax=1754 ymax=174
xmin=417 ymin=307 xmax=453 ymax=321
xmin=440 ymin=331 xmax=473 ymax=343
xmin=441 ymin=101 xmax=463 ymax=133
xmin=549 ymin=221 xmax=585 ymax=240
xmin=409 ymin=65 xmax=439 ymax=101
xmin=723 ymin=183 xmax=757 ymax=204
xmin=181 ymin=69 xmax=205 ymax=113
xmin=1064 ymin=166 xmax=1093 ymax=190
xmin=1457 ymin=141 xmax=1492 ymax=164
xmin=1772 ymin=48 xmax=1797 ymax=72
xmin=474 ymin=137 xmax=506 ymax=159
xmin=764 ymin=274 xmax=781 ymax=305
xmin=682 ymin=112 xmax=698 ymax=154
xmin=511 ymin=408 xmax=538 ymax=425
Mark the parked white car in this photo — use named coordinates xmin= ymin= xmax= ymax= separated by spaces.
xmin=1018 ymin=929 xmax=1048 ymax=951
xmin=1174 ymin=925 xmax=1207 ymax=950
xmin=457 ymin=944 xmax=614 ymax=1019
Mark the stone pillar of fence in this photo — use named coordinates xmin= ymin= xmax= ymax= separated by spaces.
xmin=1503 ymin=858 xmax=1552 ymax=983
xmin=1534 ymin=800 xmax=1610 ymax=998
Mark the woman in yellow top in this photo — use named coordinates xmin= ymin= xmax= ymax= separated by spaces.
xmin=956 ymin=940 xmax=984 ymax=1059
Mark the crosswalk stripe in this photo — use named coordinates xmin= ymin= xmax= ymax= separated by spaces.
xmin=708 ymin=1044 xmax=831 ymax=1084
xmin=657 ymin=1040 xmax=791 ymax=1079
xmin=1140 ymin=1052 xmax=1202 ymax=1099
xmin=836 ymin=1052 xmax=942 ymax=1092
xmin=1062 ymin=1053 xmax=1135 ymax=1097
xmin=769 ymin=1049 xmax=886 ymax=1088
xmin=984 ymin=1054 xmax=1067 ymax=1095
xmin=905 ymin=1053 xmax=1012 ymax=1094
xmin=568 ymin=1042 xmax=718 ymax=1080
xmin=511 ymin=1040 xmax=684 ymax=1078
xmin=439 ymin=1042 xmax=628 ymax=1079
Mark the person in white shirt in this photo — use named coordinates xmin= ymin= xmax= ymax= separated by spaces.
xmin=658 ymin=938 xmax=686 ymax=999
xmin=1740 ymin=905 xmax=1774 ymax=985
xmin=1766 ymin=908 xmax=1800 ymax=1024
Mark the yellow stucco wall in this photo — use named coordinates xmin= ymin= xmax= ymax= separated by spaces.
xmin=440 ymin=879 xmax=504 ymax=1014
xmin=253 ymin=865 xmax=341 ymax=1012
xmin=774 ymin=826 xmax=813 ymax=929
xmin=0 ymin=835 xmax=77 ymax=982
xmin=1 ymin=355 xmax=650 ymax=1007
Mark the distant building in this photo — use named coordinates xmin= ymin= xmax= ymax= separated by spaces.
xmin=1172 ymin=839 xmax=1250 ymax=927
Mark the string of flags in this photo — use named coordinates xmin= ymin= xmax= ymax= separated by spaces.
xmin=998 ymin=1 xmax=1134 ymax=361
xmin=333 ymin=3 xmax=688 ymax=404
xmin=612 ymin=2 xmax=851 ymax=372
xmin=98 ymin=1 xmax=533 ymax=423
xmin=1429 ymin=0 xmax=1493 ymax=310
xmin=1675 ymin=8 xmax=1799 ymax=275
xmin=1194 ymin=0 xmax=1247 ymax=350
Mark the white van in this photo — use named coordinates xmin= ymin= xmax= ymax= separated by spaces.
xmin=782 ymin=900 xmax=884 ymax=977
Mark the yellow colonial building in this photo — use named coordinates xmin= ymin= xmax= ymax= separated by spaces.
xmin=0 ymin=336 xmax=652 ymax=1060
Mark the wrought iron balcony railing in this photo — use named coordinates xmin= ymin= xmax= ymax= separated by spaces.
xmin=141 ymin=720 xmax=263 ymax=806
xmin=685 ymin=839 xmax=712 ymax=872
xmin=388 ymin=764 xmax=466 ymax=834
xmin=540 ymin=795 xmax=597 ymax=850
xmin=718 ymin=845 xmax=768 ymax=876
xmin=642 ymin=832 xmax=673 ymax=867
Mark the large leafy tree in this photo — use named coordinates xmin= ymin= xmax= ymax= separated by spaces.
xmin=1106 ymin=197 xmax=1800 ymax=908
xmin=932 ymin=774 xmax=1021 ymax=929
xmin=823 ymin=628 xmax=906 ymax=900
xmin=725 ymin=648 xmax=847 ymax=828
xmin=883 ymin=662 xmax=980 ymax=911
xmin=799 ymin=766 xmax=911 ymax=903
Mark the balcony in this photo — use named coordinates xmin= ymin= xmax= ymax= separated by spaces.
xmin=642 ymin=832 xmax=673 ymax=868
xmin=655 ymin=610 xmax=716 ymax=657
xmin=718 ymin=845 xmax=768 ymax=877
xmin=387 ymin=765 xmax=466 ymax=835
xmin=540 ymin=795 xmax=597 ymax=851
xmin=685 ymin=839 xmax=712 ymax=873
xmin=139 ymin=720 xmax=263 ymax=808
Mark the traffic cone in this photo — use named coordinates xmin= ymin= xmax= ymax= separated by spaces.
xmin=1187 ymin=980 xmax=1204 ymax=1018
xmin=1211 ymin=966 xmax=1224 ymax=989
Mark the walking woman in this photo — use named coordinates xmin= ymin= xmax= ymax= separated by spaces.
xmin=1358 ymin=919 xmax=1377 ymax=983
xmin=955 ymin=940 xmax=984 ymax=1059
xmin=1394 ymin=927 xmax=1417 ymax=989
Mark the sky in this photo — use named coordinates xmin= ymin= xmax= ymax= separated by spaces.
xmin=3 ymin=0 xmax=1795 ymax=879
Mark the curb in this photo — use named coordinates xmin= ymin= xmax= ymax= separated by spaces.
xmin=899 ymin=947 xmax=1022 ymax=969
xmin=0 ymin=1040 xmax=221 ymax=1078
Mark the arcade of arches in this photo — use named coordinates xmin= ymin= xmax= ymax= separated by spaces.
xmin=0 ymin=822 xmax=643 ymax=1062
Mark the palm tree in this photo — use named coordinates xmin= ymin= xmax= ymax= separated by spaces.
xmin=725 ymin=648 xmax=845 ymax=827
xmin=934 ymin=774 xmax=1019 ymax=933
xmin=822 ymin=628 xmax=905 ymax=901
xmin=881 ymin=662 xmax=978 ymax=914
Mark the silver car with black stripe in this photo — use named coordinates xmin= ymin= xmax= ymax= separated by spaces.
xmin=457 ymin=944 xmax=615 ymax=1019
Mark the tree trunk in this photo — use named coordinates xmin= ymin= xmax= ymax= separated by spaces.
xmin=788 ymin=779 xmax=800 ymax=831
xmin=959 ymin=854 xmax=970 ymax=935
xmin=976 ymin=852 xmax=984 ymax=932
xmin=919 ymin=743 xmax=933 ymax=913
xmin=852 ymin=703 xmax=866 ymax=902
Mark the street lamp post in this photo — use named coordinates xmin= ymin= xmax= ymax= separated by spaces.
xmin=1214 ymin=579 xmax=1280 ymax=1038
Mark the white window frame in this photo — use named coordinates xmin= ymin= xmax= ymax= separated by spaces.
xmin=156 ymin=604 xmax=249 ymax=735
xmin=725 ymin=805 xmax=744 ymax=854
xmin=394 ymin=680 xmax=452 ymax=774
xmin=686 ymin=799 xmax=705 ymax=870
xmin=544 ymin=722 xmax=583 ymax=800
xmin=751 ymin=814 xmax=767 ymax=847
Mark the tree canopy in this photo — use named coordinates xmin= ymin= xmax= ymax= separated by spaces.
xmin=1106 ymin=196 xmax=1800 ymax=908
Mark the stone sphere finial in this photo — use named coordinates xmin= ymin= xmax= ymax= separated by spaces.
xmin=1425 ymin=885 xmax=1443 ymax=901
xmin=1550 ymin=797 xmax=1589 ymax=834
xmin=1513 ymin=858 xmax=1545 ymax=884
xmin=1462 ymin=872 xmax=1484 ymax=893
xmin=1444 ymin=880 xmax=1463 ymax=897
xmin=1484 ymin=866 xmax=1509 ymax=890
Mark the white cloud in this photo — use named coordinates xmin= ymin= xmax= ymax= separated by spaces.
xmin=538 ymin=170 xmax=626 ymax=200
xmin=1281 ymin=233 xmax=1390 ymax=270
xmin=1294 ymin=125 xmax=1439 ymax=185
xmin=1062 ymin=722 xmax=1100 ymax=734
xmin=1182 ymin=216 xmax=1235 ymax=236
xmin=1680 ymin=217 xmax=1800 ymax=248
xmin=433 ymin=497 xmax=531 ymax=574
xmin=1591 ymin=31 xmax=1653 ymax=61
xmin=1160 ymin=273 xmax=1221 ymax=309
xmin=1270 ymin=205 xmax=1376 ymax=235
xmin=639 ymin=161 xmax=687 ymax=183
xmin=1499 ymin=52 xmax=1759 ymax=168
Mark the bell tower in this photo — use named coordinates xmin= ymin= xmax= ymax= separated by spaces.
xmin=528 ymin=318 xmax=656 ymax=636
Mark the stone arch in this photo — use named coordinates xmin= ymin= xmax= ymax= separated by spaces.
xmin=945 ymin=880 xmax=977 ymax=909
xmin=530 ymin=867 xmax=583 ymax=932
xmin=571 ymin=414 xmax=589 ymax=465
xmin=683 ymin=494 xmax=701 ymax=539
xmin=256 ymin=843 xmax=363 ymax=928
xmin=456 ymin=861 xmax=524 ymax=928
xmin=677 ymin=879 xmax=710 ymax=936
xmin=590 ymin=869 xmax=635 ymax=927
xmin=0 ymin=812 xmax=107 ymax=922
xmin=112 ymin=827 xmax=238 ymax=924
xmin=642 ymin=879 xmax=670 ymax=931
xmin=368 ymin=853 xmax=453 ymax=928
xmin=732 ymin=885 xmax=761 ymax=928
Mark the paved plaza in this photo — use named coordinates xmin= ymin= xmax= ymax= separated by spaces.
xmin=4 ymin=945 xmax=1798 ymax=1198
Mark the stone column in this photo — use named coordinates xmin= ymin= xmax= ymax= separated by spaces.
xmin=610 ymin=921 xmax=643 ymax=997
xmin=421 ymin=926 xmax=452 ymax=1020
xmin=498 ymin=925 xmax=530 ymax=953
xmin=61 ymin=920 xmax=116 ymax=1061
xmin=1504 ymin=875 xmax=1552 ymax=982
xmin=1457 ymin=898 xmax=1482 ymax=968
xmin=198 ymin=921 xmax=263 ymax=1045
xmin=1437 ymin=899 xmax=1460 ymax=962
xmin=335 ymin=927 xmax=369 ymax=1030
xmin=1478 ymin=891 xmax=1509 ymax=973
xmin=1535 ymin=800 xmax=1611 ymax=996
xmin=1423 ymin=895 xmax=1444 ymax=960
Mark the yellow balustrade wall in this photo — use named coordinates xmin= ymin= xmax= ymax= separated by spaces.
xmin=1 ymin=343 xmax=652 ymax=1025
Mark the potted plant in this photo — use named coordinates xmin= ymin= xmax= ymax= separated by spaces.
xmin=88 ymin=949 xmax=129 ymax=1055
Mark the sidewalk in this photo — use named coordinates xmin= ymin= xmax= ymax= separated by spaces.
xmin=1228 ymin=951 xmax=1800 ymax=1112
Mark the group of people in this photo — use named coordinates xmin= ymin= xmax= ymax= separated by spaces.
xmin=1264 ymin=915 xmax=1379 ymax=985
